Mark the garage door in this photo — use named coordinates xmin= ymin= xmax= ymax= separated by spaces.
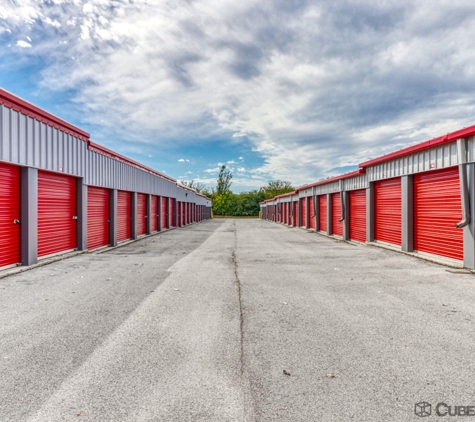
xmin=161 ymin=197 xmax=168 ymax=229
xmin=300 ymin=198 xmax=307 ymax=228
xmin=293 ymin=202 xmax=298 ymax=227
xmin=349 ymin=189 xmax=366 ymax=243
xmin=0 ymin=163 xmax=21 ymax=267
xmin=137 ymin=193 xmax=147 ymax=236
xmin=414 ymin=167 xmax=463 ymax=261
xmin=87 ymin=186 xmax=110 ymax=250
xmin=375 ymin=178 xmax=401 ymax=246
xmin=332 ymin=193 xmax=343 ymax=237
xmin=151 ymin=196 xmax=159 ymax=232
xmin=170 ymin=198 xmax=176 ymax=226
xmin=38 ymin=171 xmax=77 ymax=257
xmin=117 ymin=190 xmax=131 ymax=242
xmin=309 ymin=196 xmax=316 ymax=230
xmin=319 ymin=195 xmax=327 ymax=232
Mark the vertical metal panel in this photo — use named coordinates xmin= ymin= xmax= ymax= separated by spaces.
xmin=161 ymin=196 xmax=168 ymax=229
xmin=332 ymin=193 xmax=343 ymax=236
xmin=87 ymin=186 xmax=110 ymax=250
xmin=375 ymin=177 xmax=402 ymax=246
xmin=151 ymin=196 xmax=159 ymax=232
xmin=319 ymin=195 xmax=327 ymax=232
xmin=117 ymin=190 xmax=132 ymax=242
xmin=0 ymin=162 xmax=21 ymax=267
xmin=308 ymin=196 xmax=316 ymax=229
xmin=344 ymin=174 xmax=368 ymax=191
xmin=300 ymin=198 xmax=306 ymax=228
xmin=349 ymin=189 xmax=366 ymax=243
xmin=38 ymin=171 xmax=77 ymax=257
xmin=414 ymin=167 xmax=462 ymax=260
xmin=136 ymin=192 xmax=147 ymax=236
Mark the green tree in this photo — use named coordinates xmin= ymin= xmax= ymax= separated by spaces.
xmin=215 ymin=165 xmax=233 ymax=195
xmin=179 ymin=180 xmax=208 ymax=195
xmin=260 ymin=180 xmax=294 ymax=200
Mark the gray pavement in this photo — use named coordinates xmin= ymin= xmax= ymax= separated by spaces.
xmin=1 ymin=219 xmax=475 ymax=421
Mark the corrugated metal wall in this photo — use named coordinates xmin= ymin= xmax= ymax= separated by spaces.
xmin=0 ymin=104 xmax=211 ymax=204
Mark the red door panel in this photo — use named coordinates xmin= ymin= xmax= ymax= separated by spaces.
xmin=414 ymin=168 xmax=463 ymax=260
xmin=293 ymin=202 xmax=298 ymax=227
xmin=319 ymin=195 xmax=327 ymax=232
xmin=170 ymin=198 xmax=176 ymax=226
xmin=38 ymin=171 xmax=77 ymax=257
xmin=118 ymin=190 xmax=131 ymax=242
xmin=137 ymin=193 xmax=147 ymax=236
xmin=87 ymin=186 xmax=110 ymax=250
xmin=0 ymin=163 xmax=21 ymax=267
xmin=309 ymin=196 xmax=316 ymax=229
xmin=161 ymin=197 xmax=168 ymax=229
xmin=151 ymin=196 xmax=159 ymax=232
xmin=301 ymin=198 xmax=307 ymax=228
xmin=332 ymin=193 xmax=343 ymax=236
xmin=349 ymin=189 xmax=366 ymax=243
xmin=375 ymin=178 xmax=401 ymax=246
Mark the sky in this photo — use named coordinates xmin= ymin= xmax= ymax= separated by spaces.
xmin=1 ymin=1 xmax=475 ymax=192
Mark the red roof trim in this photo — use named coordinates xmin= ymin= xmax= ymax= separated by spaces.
xmin=295 ymin=169 xmax=364 ymax=192
xmin=359 ymin=124 xmax=475 ymax=168
xmin=88 ymin=141 xmax=177 ymax=183
xmin=0 ymin=88 xmax=90 ymax=141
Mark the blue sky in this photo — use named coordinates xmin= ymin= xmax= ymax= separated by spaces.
xmin=1 ymin=1 xmax=475 ymax=192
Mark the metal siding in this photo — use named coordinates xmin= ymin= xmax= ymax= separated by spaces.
xmin=332 ymin=193 xmax=343 ymax=236
xmin=137 ymin=192 xmax=147 ymax=236
xmin=344 ymin=174 xmax=369 ymax=191
xmin=375 ymin=177 xmax=402 ymax=246
xmin=315 ymin=181 xmax=340 ymax=195
xmin=0 ymin=162 xmax=21 ymax=267
xmin=414 ymin=167 xmax=463 ymax=261
xmin=87 ymin=186 xmax=110 ymax=250
xmin=38 ymin=171 xmax=77 ymax=257
xmin=151 ymin=195 xmax=159 ymax=232
xmin=319 ymin=195 xmax=327 ymax=232
xmin=117 ymin=190 xmax=132 ymax=242
xmin=349 ymin=189 xmax=366 ymax=243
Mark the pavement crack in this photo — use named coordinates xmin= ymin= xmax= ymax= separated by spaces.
xmin=231 ymin=249 xmax=245 ymax=377
xmin=232 ymin=223 xmax=256 ymax=421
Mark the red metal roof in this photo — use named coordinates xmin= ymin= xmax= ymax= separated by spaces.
xmin=359 ymin=124 xmax=475 ymax=168
xmin=0 ymin=88 xmax=90 ymax=141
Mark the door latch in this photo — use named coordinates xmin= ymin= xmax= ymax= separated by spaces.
xmin=13 ymin=219 xmax=20 ymax=224
xmin=72 ymin=216 xmax=78 ymax=220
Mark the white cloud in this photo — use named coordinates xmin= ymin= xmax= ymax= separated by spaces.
xmin=178 ymin=159 xmax=185 ymax=162
xmin=16 ymin=40 xmax=32 ymax=48
xmin=3 ymin=0 xmax=475 ymax=187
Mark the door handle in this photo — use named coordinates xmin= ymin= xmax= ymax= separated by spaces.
xmin=13 ymin=219 xmax=20 ymax=224
xmin=72 ymin=216 xmax=78 ymax=220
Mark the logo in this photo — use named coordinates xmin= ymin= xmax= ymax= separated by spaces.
xmin=415 ymin=402 xmax=432 ymax=417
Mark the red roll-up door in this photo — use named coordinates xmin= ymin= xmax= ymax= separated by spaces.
xmin=375 ymin=178 xmax=401 ymax=246
xmin=38 ymin=171 xmax=77 ymax=257
xmin=349 ymin=189 xmax=366 ymax=243
xmin=137 ymin=193 xmax=147 ymax=236
xmin=87 ymin=186 xmax=110 ymax=250
xmin=293 ymin=202 xmax=298 ymax=227
xmin=170 ymin=198 xmax=176 ymax=226
xmin=319 ymin=195 xmax=327 ymax=232
xmin=0 ymin=163 xmax=21 ymax=267
xmin=332 ymin=193 xmax=343 ymax=237
xmin=161 ymin=197 xmax=168 ymax=229
xmin=151 ymin=196 xmax=159 ymax=232
xmin=308 ymin=196 xmax=316 ymax=229
xmin=118 ymin=190 xmax=131 ymax=242
xmin=300 ymin=198 xmax=307 ymax=228
xmin=414 ymin=167 xmax=463 ymax=261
